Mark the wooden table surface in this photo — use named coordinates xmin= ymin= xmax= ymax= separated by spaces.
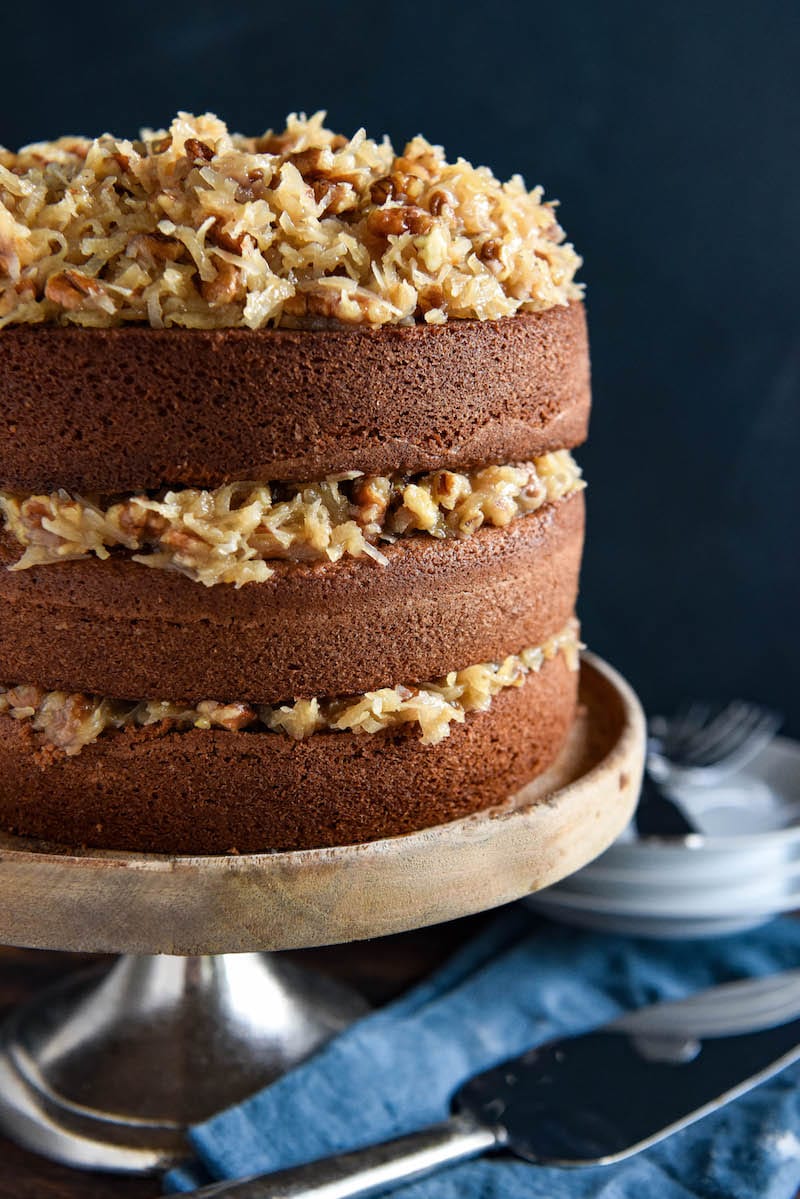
xmin=0 ymin=915 xmax=489 ymax=1198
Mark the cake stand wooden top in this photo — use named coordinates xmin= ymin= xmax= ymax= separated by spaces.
xmin=0 ymin=654 xmax=644 ymax=956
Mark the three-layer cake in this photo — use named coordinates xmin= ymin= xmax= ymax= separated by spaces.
xmin=0 ymin=112 xmax=590 ymax=852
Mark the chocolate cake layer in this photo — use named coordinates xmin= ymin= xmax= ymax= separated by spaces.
xmin=0 ymin=303 xmax=589 ymax=493
xmin=0 ymin=652 xmax=577 ymax=853
xmin=0 ymin=492 xmax=583 ymax=702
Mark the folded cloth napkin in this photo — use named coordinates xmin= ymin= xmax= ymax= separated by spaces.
xmin=166 ymin=909 xmax=800 ymax=1198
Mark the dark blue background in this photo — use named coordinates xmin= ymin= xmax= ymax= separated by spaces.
xmin=3 ymin=1 xmax=798 ymax=729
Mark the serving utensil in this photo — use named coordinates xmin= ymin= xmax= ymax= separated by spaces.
xmin=635 ymin=700 xmax=783 ymax=838
xmin=187 ymin=971 xmax=800 ymax=1197
xmin=633 ymin=771 xmax=696 ymax=837
xmin=649 ymin=700 xmax=782 ymax=789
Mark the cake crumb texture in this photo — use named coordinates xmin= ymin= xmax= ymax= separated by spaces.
xmin=0 ymin=654 xmax=577 ymax=852
xmin=0 ymin=303 xmax=590 ymax=492
xmin=0 ymin=493 xmax=584 ymax=703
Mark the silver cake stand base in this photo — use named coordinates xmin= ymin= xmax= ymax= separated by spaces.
xmin=0 ymin=654 xmax=644 ymax=1175
xmin=0 ymin=953 xmax=368 ymax=1173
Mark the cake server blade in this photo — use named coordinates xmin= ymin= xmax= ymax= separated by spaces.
xmin=186 ymin=971 xmax=800 ymax=1197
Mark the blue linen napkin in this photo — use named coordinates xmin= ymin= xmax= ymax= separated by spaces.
xmin=166 ymin=909 xmax=800 ymax=1197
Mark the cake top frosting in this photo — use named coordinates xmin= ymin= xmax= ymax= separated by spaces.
xmin=0 ymin=111 xmax=582 ymax=330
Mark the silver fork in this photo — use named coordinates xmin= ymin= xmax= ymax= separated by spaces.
xmin=648 ymin=701 xmax=782 ymax=789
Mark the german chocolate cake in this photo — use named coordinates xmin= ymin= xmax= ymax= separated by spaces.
xmin=0 ymin=112 xmax=589 ymax=853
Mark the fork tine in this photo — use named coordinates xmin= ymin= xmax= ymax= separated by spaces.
xmin=697 ymin=709 xmax=783 ymax=776
xmin=662 ymin=701 xmax=712 ymax=755
xmin=693 ymin=704 xmax=774 ymax=767
xmin=671 ymin=701 xmax=709 ymax=735
xmin=678 ymin=701 xmax=751 ymax=765
xmin=680 ymin=702 xmax=766 ymax=767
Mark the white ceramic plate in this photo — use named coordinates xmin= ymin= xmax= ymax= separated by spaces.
xmin=526 ymin=735 xmax=800 ymax=938
xmin=528 ymin=880 xmax=800 ymax=919
xmin=661 ymin=735 xmax=800 ymax=840
xmin=525 ymin=898 xmax=778 ymax=939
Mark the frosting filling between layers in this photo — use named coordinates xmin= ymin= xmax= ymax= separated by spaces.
xmin=0 ymin=620 xmax=581 ymax=755
xmin=0 ymin=452 xmax=583 ymax=586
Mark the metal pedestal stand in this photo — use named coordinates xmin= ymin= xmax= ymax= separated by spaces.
xmin=0 ymin=655 xmax=644 ymax=1175
xmin=0 ymin=953 xmax=368 ymax=1172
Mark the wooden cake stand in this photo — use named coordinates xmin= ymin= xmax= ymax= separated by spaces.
xmin=0 ymin=653 xmax=644 ymax=1175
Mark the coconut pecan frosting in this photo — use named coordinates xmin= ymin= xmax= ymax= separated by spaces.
xmin=0 ymin=111 xmax=582 ymax=329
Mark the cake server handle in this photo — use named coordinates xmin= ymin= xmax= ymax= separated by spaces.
xmin=186 ymin=1113 xmax=501 ymax=1198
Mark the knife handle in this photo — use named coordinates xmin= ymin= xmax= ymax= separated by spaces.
xmin=186 ymin=1113 xmax=501 ymax=1198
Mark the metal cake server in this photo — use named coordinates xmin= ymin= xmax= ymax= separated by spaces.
xmin=187 ymin=971 xmax=800 ymax=1198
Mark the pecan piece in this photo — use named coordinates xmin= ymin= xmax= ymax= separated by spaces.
xmin=160 ymin=527 xmax=209 ymax=556
xmin=478 ymin=237 xmax=503 ymax=263
xmin=370 ymin=173 xmax=424 ymax=205
xmin=288 ymin=147 xmax=331 ymax=177
xmin=255 ymin=130 xmax=297 ymax=155
xmin=185 ymin=137 xmax=214 ymax=163
xmin=352 ymin=476 xmax=392 ymax=526
xmin=430 ymin=470 xmax=470 ymax=510
xmin=115 ymin=503 xmax=169 ymax=543
xmin=313 ymin=179 xmax=356 ymax=217
xmin=369 ymin=177 xmax=395 ymax=206
xmin=128 ymin=232 xmax=183 ymax=264
xmin=428 ymin=188 xmax=455 ymax=218
xmin=417 ymin=283 xmax=445 ymax=313
xmin=367 ymin=205 xmax=433 ymax=237
xmin=281 ymin=292 xmax=309 ymax=317
xmin=44 ymin=270 xmax=111 ymax=312
xmin=283 ymin=285 xmax=385 ymax=324
xmin=209 ymin=218 xmax=245 ymax=254
xmin=234 ymin=169 xmax=270 ymax=203
xmin=196 ymin=700 xmax=258 ymax=732
xmin=201 ymin=261 xmax=244 ymax=305
xmin=15 ymin=496 xmax=65 ymax=547
xmin=520 ymin=474 xmax=547 ymax=507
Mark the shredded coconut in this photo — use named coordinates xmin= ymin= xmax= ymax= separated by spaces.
xmin=0 ymin=452 xmax=584 ymax=586
xmin=0 ymin=111 xmax=582 ymax=329
xmin=0 ymin=621 xmax=582 ymax=755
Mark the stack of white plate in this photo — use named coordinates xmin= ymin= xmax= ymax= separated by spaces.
xmin=527 ymin=736 xmax=800 ymax=938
